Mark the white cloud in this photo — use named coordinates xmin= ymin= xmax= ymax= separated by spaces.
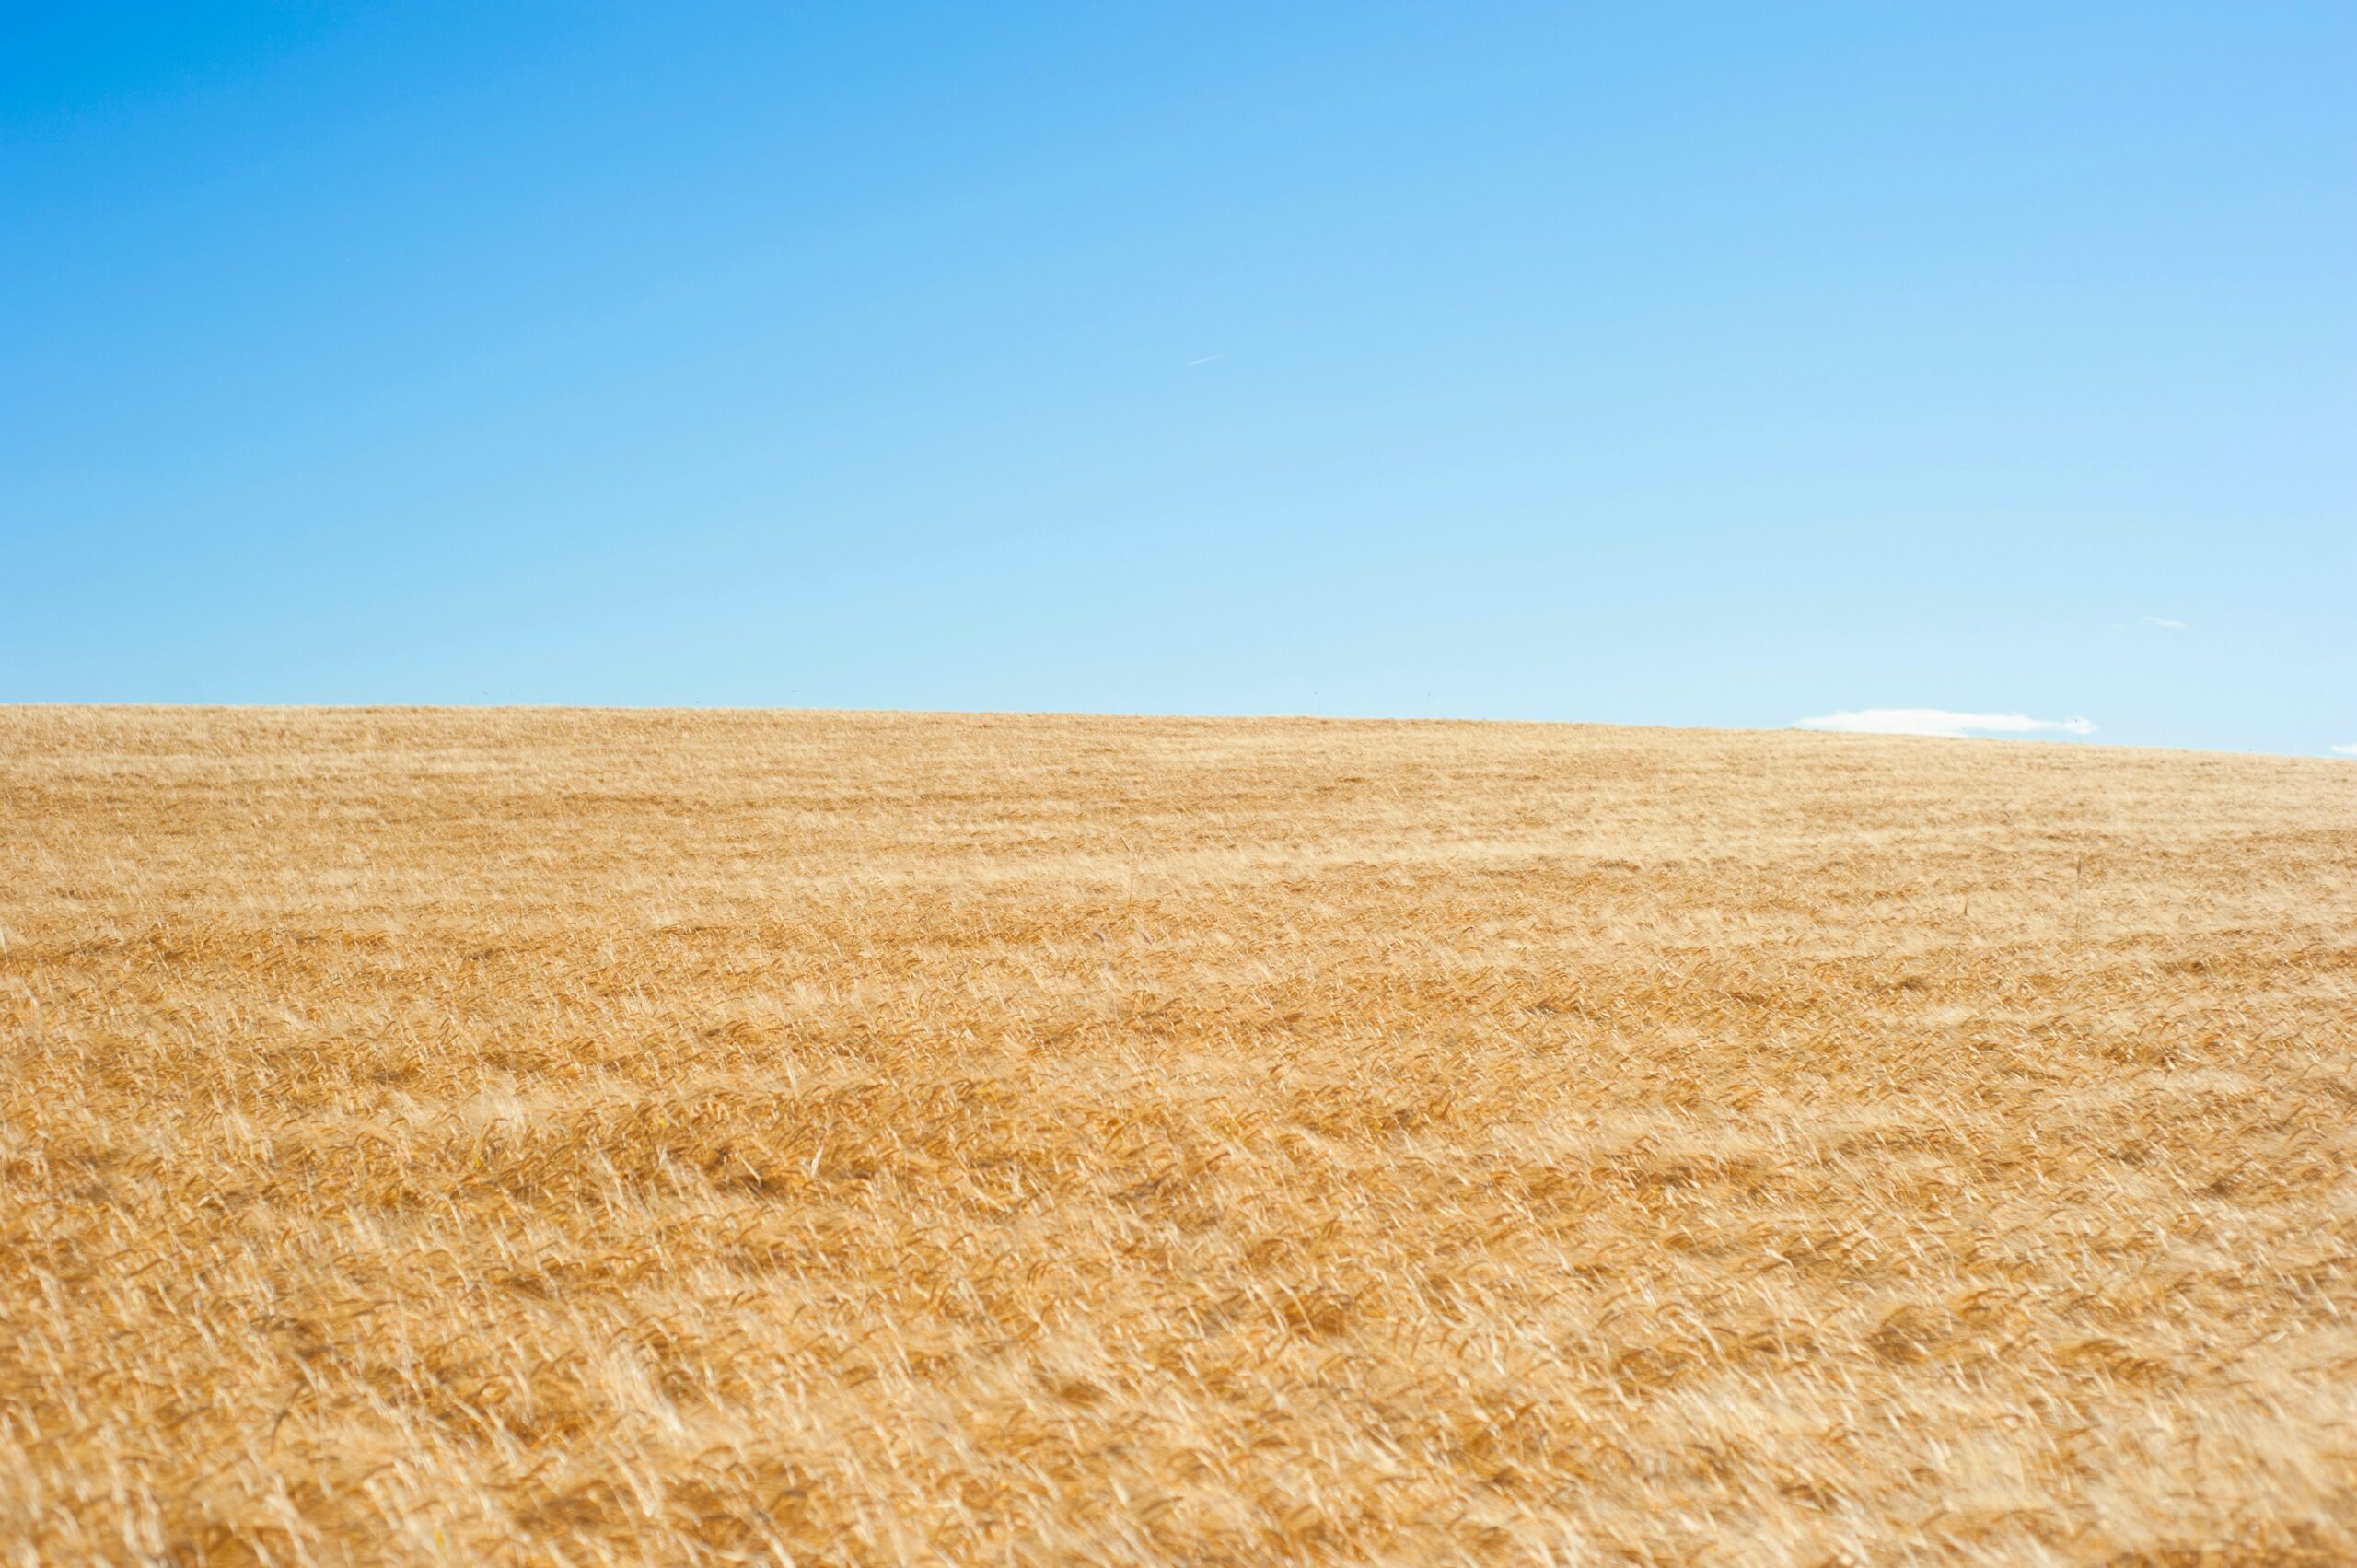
xmin=2332 ymin=744 xmax=2357 ymax=757
xmin=1796 ymin=709 xmax=2097 ymax=739
xmin=2142 ymin=615 xmax=2186 ymax=630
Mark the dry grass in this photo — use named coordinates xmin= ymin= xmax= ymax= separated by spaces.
xmin=2 ymin=707 xmax=2353 ymax=1567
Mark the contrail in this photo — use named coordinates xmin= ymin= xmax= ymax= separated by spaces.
xmin=1185 ymin=352 xmax=1232 ymax=366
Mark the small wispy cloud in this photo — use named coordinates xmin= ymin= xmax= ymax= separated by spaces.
xmin=1797 ymin=709 xmax=2096 ymax=739
xmin=2142 ymin=615 xmax=2186 ymax=630
xmin=1185 ymin=351 xmax=1233 ymax=366
xmin=2332 ymin=743 xmax=2357 ymax=757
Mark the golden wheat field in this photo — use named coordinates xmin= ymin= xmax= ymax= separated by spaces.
xmin=3 ymin=707 xmax=2353 ymax=1566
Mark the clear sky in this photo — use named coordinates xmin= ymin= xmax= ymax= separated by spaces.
xmin=6 ymin=4 xmax=2351 ymax=754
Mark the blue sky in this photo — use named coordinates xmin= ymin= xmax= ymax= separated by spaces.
xmin=5 ymin=4 xmax=2351 ymax=754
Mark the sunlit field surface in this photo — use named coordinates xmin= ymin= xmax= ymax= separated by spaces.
xmin=3 ymin=708 xmax=2352 ymax=1566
